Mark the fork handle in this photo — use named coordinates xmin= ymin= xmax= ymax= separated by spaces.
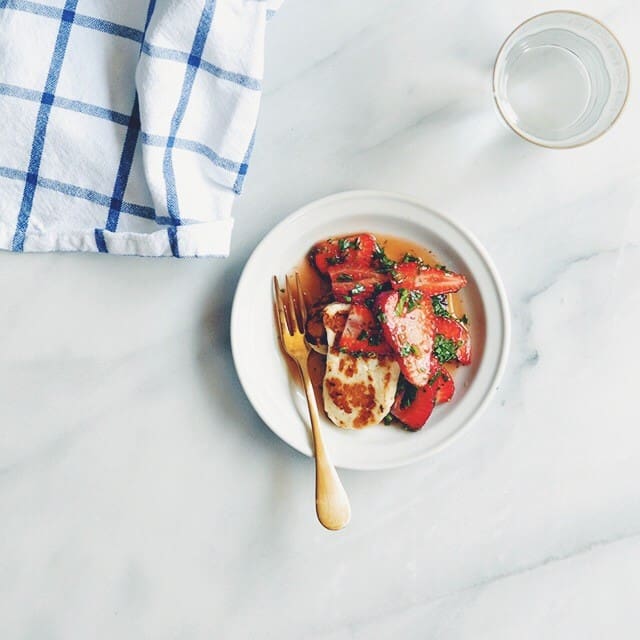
xmin=298 ymin=364 xmax=351 ymax=531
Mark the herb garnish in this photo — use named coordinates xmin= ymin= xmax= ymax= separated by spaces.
xmin=401 ymin=252 xmax=422 ymax=264
xmin=400 ymin=382 xmax=418 ymax=409
xmin=432 ymin=294 xmax=450 ymax=318
xmin=376 ymin=311 xmax=387 ymax=324
xmin=373 ymin=282 xmax=387 ymax=294
xmin=373 ymin=244 xmax=397 ymax=273
xmin=338 ymin=237 xmax=362 ymax=252
xmin=399 ymin=343 xmax=418 ymax=357
xmin=395 ymin=288 xmax=423 ymax=315
xmin=336 ymin=273 xmax=353 ymax=282
xmin=433 ymin=334 xmax=460 ymax=363
xmin=460 ymin=314 xmax=469 ymax=325
xmin=357 ymin=330 xmax=368 ymax=341
xmin=351 ymin=283 xmax=366 ymax=295
xmin=383 ymin=414 xmax=394 ymax=425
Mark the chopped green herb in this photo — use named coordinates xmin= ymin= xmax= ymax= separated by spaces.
xmin=383 ymin=414 xmax=394 ymax=425
xmin=399 ymin=343 xmax=418 ymax=357
xmin=395 ymin=288 xmax=423 ymax=315
xmin=368 ymin=333 xmax=382 ymax=346
xmin=400 ymin=383 xmax=418 ymax=409
xmin=326 ymin=255 xmax=343 ymax=266
xmin=436 ymin=264 xmax=448 ymax=272
xmin=373 ymin=244 xmax=397 ymax=273
xmin=376 ymin=311 xmax=387 ymax=324
xmin=395 ymin=289 xmax=409 ymax=315
xmin=336 ymin=273 xmax=353 ymax=282
xmin=339 ymin=346 xmax=349 ymax=354
xmin=428 ymin=371 xmax=443 ymax=387
xmin=357 ymin=330 xmax=369 ymax=341
xmin=337 ymin=237 xmax=361 ymax=252
xmin=408 ymin=290 xmax=423 ymax=310
xmin=460 ymin=314 xmax=469 ymax=325
xmin=433 ymin=334 xmax=460 ymax=363
xmin=351 ymin=283 xmax=366 ymax=295
xmin=373 ymin=282 xmax=386 ymax=294
xmin=401 ymin=252 xmax=422 ymax=264
xmin=432 ymin=294 xmax=450 ymax=318
xmin=343 ymin=295 xmax=352 ymax=303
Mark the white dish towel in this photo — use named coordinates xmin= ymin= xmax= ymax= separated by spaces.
xmin=0 ymin=0 xmax=281 ymax=257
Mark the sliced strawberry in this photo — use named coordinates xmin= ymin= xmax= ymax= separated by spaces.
xmin=345 ymin=233 xmax=376 ymax=266
xmin=376 ymin=290 xmax=434 ymax=387
xmin=328 ymin=266 xmax=389 ymax=303
xmin=429 ymin=364 xmax=455 ymax=404
xmin=338 ymin=304 xmax=391 ymax=355
xmin=309 ymin=234 xmax=377 ymax=275
xmin=309 ymin=242 xmax=340 ymax=275
xmin=434 ymin=316 xmax=471 ymax=365
xmin=391 ymin=262 xmax=420 ymax=288
xmin=392 ymin=263 xmax=467 ymax=296
xmin=391 ymin=379 xmax=436 ymax=430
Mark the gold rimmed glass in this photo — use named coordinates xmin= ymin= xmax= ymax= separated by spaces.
xmin=493 ymin=11 xmax=630 ymax=148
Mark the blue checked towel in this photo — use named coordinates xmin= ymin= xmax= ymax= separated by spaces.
xmin=0 ymin=0 xmax=281 ymax=257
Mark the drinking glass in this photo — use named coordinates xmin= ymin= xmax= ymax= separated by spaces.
xmin=493 ymin=11 xmax=629 ymax=148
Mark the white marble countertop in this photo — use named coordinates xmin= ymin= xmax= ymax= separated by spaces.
xmin=2 ymin=0 xmax=639 ymax=637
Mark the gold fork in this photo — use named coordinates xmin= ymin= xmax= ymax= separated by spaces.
xmin=273 ymin=273 xmax=351 ymax=531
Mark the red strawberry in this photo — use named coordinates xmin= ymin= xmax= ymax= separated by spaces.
xmin=392 ymin=263 xmax=467 ymax=296
xmin=391 ymin=262 xmax=420 ymax=287
xmin=376 ymin=290 xmax=434 ymax=387
xmin=430 ymin=364 xmax=455 ymax=404
xmin=434 ymin=316 xmax=471 ymax=365
xmin=390 ymin=358 xmax=454 ymax=429
xmin=328 ymin=266 xmax=388 ymax=303
xmin=309 ymin=234 xmax=377 ymax=275
xmin=391 ymin=380 xmax=436 ymax=430
xmin=339 ymin=305 xmax=391 ymax=355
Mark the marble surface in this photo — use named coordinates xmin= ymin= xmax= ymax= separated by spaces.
xmin=1 ymin=0 xmax=640 ymax=637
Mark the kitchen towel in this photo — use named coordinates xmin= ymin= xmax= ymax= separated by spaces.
xmin=0 ymin=0 xmax=281 ymax=257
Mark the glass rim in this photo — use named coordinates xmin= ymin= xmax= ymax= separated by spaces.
xmin=492 ymin=9 xmax=631 ymax=149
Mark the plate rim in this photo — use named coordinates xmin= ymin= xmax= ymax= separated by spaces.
xmin=230 ymin=189 xmax=511 ymax=470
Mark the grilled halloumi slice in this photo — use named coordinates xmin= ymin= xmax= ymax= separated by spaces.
xmin=322 ymin=303 xmax=401 ymax=429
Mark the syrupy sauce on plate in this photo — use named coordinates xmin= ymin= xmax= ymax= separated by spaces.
xmin=283 ymin=233 xmax=468 ymax=419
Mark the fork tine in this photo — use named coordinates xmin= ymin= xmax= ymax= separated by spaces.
xmin=295 ymin=272 xmax=308 ymax=328
xmin=273 ymin=275 xmax=291 ymax=338
xmin=285 ymin=274 xmax=301 ymax=333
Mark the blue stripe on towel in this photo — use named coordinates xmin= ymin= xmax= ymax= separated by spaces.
xmin=0 ymin=83 xmax=131 ymax=125
xmin=0 ymin=166 xmax=156 ymax=220
xmin=162 ymin=0 xmax=216 ymax=224
xmin=141 ymin=42 xmax=261 ymax=90
xmin=167 ymin=225 xmax=179 ymax=257
xmin=12 ymin=0 xmax=79 ymax=251
xmin=98 ymin=0 xmax=156 ymax=251
xmin=0 ymin=0 xmax=144 ymax=42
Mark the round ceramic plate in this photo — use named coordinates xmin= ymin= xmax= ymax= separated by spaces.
xmin=231 ymin=191 xmax=510 ymax=470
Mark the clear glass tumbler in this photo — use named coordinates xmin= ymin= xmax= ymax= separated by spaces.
xmin=493 ymin=11 xmax=629 ymax=148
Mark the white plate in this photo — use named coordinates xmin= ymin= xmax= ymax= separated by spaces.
xmin=231 ymin=191 xmax=510 ymax=470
